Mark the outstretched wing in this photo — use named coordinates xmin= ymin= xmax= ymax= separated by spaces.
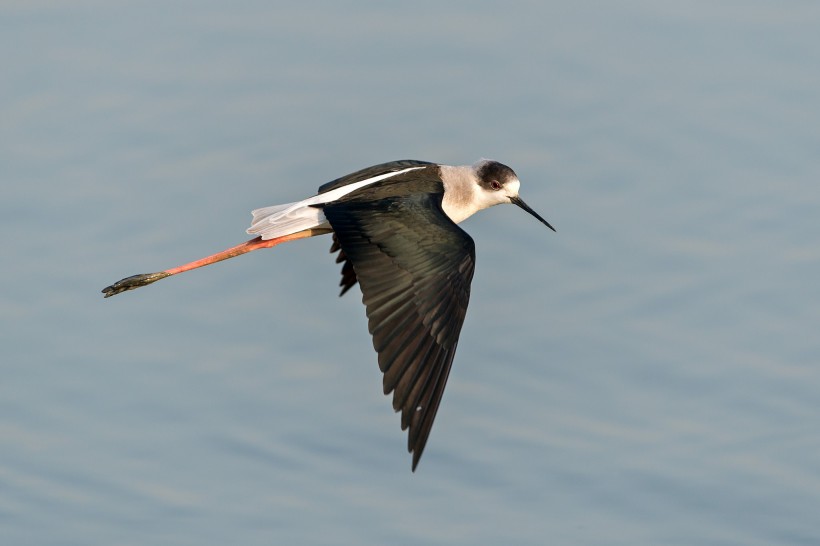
xmin=322 ymin=187 xmax=475 ymax=471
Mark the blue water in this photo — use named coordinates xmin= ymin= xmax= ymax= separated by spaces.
xmin=2 ymin=2 xmax=819 ymax=544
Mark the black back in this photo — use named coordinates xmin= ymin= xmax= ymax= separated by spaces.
xmin=318 ymin=159 xmax=435 ymax=194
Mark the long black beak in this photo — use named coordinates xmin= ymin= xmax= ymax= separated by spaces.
xmin=511 ymin=196 xmax=556 ymax=232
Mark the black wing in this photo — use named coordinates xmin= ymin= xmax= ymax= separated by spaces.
xmin=322 ymin=189 xmax=475 ymax=471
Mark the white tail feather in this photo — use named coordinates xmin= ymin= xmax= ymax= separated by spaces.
xmin=247 ymin=199 xmax=328 ymax=240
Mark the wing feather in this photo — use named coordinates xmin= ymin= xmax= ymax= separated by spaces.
xmin=322 ymin=179 xmax=475 ymax=471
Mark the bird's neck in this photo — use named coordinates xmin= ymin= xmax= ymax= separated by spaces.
xmin=440 ymin=165 xmax=482 ymax=224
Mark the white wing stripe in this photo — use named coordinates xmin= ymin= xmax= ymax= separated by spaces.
xmin=310 ymin=165 xmax=426 ymax=205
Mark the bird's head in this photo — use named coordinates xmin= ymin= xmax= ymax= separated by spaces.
xmin=474 ymin=160 xmax=555 ymax=231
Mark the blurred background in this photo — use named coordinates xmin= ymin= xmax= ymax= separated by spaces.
xmin=2 ymin=1 xmax=819 ymax=544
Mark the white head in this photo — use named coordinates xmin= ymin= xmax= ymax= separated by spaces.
xmin=439 ymin=160 xmax=555 ymax=228
xmin=472 ymin=159 xmax=522 ymax=208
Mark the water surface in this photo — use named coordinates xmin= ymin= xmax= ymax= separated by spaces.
xmin=2 ymin=2 xmax=819 ymax=544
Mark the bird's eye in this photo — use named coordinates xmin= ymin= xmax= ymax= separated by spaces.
xmin=490 ymin=180 xmax=502 ymax=190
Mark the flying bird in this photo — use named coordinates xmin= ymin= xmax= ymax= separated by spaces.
xmin=102 ymin=159 xmax=554 ymax=470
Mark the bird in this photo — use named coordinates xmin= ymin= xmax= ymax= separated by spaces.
xmin=102 ymin=159 xmax=554 ymax=471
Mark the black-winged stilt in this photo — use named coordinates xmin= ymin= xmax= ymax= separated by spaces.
xmin=102 ymin=159 xmax=555 ymax=470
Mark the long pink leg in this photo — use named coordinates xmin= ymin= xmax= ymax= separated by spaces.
xmin=102 ymin=229 xmax=329 ymax=298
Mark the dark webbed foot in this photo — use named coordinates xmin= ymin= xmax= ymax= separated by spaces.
xmin=101 ymin=272 xmax=171 ymax=298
